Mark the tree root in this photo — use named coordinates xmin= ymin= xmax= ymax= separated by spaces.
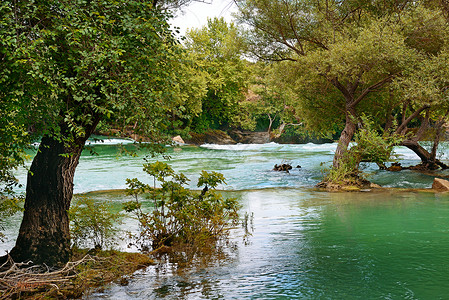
xmin=0 ymin=254 xmax=97 ymax=299
xmin=0 ymin=250 xmax=154 ymax=299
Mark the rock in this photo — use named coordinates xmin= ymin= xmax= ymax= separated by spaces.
xmin=341 ymin=186 xmax=361 ymax=192
xmin=387 ymin=162 xmax=402 ymax=172
xmin=432 ymin=178 xmax=449 ymax=192
xmin=273 ymin=164 xmax=293 ymax=172
xmin=185 ymin=130 xmax=236 ymax=145
xmin=172 ymin=135 xmax=185 ymax=144
xmin=229 ymin=130 xmax=270 ymax=144
xmin=316 ymin=177 xmax=380 ymax=191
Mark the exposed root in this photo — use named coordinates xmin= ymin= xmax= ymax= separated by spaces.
xmin=0 ymin=254 xmax=97 ymax=299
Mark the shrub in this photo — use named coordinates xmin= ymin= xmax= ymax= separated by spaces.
xmin=0 ymin=196 xmax=23 ymax=242
xmin=69 ymin=196 xmax=123 ymax=250
xmin=123 ymin=161 xmax=240 ymax=251
xmin=324 ymin=115 xmax=402 ymax=185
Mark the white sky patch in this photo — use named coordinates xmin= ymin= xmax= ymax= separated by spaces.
xmin=170 ymin=0 xmax=237 ymax=36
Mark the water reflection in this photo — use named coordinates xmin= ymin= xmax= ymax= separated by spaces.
xmin=6 ymin=142 xmax=449 ymax=298
xmin=87 ymin=189 xmax=449 ymax=299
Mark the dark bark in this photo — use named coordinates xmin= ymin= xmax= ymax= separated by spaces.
xmin=395 ymin=107 xmax=449 ymax=170
xmin=7 ymin=135 xmax=84 ymax=266
xmin=6 ymin=118 xmax=100 ymax=267
xmin=401 ymin=139 xmax=432 ymax=162
xmin=430 ymin=119 xmax=445 ymax=161
xmin=413 ymin=112 xmax=430 ymax=142
xmin=395 ymin=104 xmax=430 ymax=135
xmin=401 ymin=139 xmax=449 ymax=170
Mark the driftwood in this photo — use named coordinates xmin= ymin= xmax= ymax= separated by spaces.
xmin=0 ymin=254 xmax=98 ymax=299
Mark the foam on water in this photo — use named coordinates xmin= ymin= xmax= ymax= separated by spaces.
xmin=85 ymin=137 xmax=134 ymax=145
xmin=392 ymin=146 xmax=420 ymax=160
xmin=12 ymin=141 xmax=449 ymax=194
xmin=32 ymin=136 xmax=134 ymax=147
xmin=200 ymin=142 xmax=280 ymax=151
xmin=301 ymin=142 xmax=338 ymax=153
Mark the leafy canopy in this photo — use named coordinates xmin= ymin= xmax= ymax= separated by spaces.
xmin=184 ymin=17 xmax=250 ymax=131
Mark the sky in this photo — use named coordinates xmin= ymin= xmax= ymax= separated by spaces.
xmin=170 ymin=0 xmax=237 ymax=36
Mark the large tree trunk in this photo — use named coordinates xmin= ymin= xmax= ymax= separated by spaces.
xmin=7 ymin=134 xmax=87 ymax=266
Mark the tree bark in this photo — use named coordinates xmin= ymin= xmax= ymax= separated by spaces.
xmin=7 ymin=135 xmax=86 ymax=266
xmin=333 ymin=106 xmax=357 ymax=168
xmin=401 ymin=139 xmax=449 ymax=169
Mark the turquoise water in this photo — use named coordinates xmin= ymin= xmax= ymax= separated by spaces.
xmin=89 ymin=190 xmax=449 ymax=299
xmin=5 ymin=139 xmax=449 ymax=299
xmin=72 ymin=140 xmax=448 ymax=192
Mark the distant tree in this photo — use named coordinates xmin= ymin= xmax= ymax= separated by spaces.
xmin=184 ymin=17 xmax=250 ymax=132
xmin=240 ymin=62 xmax=299 ymax=134
xmin=235 ymin=0 xmax=449 ymax=174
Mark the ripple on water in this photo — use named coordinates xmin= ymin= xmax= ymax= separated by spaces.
xmin=7 ymin=143 xmax=449 ymax=299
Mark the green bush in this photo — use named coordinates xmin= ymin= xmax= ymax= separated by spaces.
xmin=69 ymin=196 xmax=123 ymax=250
xmin=324 ymin=115 xmax=402 ymax=185
xmin=123 ymin=161 xmax=240 ymax=251
xmin=0 ymin=196 xmax=23 ymax=242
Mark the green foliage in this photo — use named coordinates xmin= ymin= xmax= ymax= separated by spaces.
xmin=324 ymin=115 xmax=403 ymax=184
xmin=0 ymin=2 xmax=34 ymax=199
xmin=1 ymin=0 xmax=184 ymax=159
xmin=197 ymin=170 xmax=226 ymax=189
xmin=240 ymin=62 xmax=298 ymax=132
xmin=0 ymin=197 xmax=23 ymax=242
xmin=124 ymin=161 xmax=240 ymax=251
xmin=236 ymin=0 xmax=449 ymax=169
xmin=350 ymin=115 xmax=403 ymax=166
xmin=69 ymin=196 xmax=123 ymax=250
xmin=323 ymin=156 xmax=362 ymax=186
xmin=184 ymin=18 xmax=250 ymax=131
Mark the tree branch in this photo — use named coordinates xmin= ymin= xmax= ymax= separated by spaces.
xmin=352 ymin=74 xmax=396 ymax=107
xmin=329 ymin=77 xmax=353 ymax=103
xmin=395 ymin=104 xmax=430 ymax=135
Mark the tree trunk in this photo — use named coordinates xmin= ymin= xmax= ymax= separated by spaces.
xmin=7 ymin=134 xmax=87 ymax=266
xmin=267 ymin=114 xmax=275 ymax=133
xmin=401 ymin=139 xmax=449 ymax=169
xmin=333 ymin=107 xmax=357 ymax=168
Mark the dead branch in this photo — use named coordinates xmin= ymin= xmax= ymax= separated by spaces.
xmin=0 ymin=254 xmax=98 ymax=299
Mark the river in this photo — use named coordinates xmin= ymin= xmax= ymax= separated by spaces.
xmin=3 ymin=139 xmax=449 ymax=299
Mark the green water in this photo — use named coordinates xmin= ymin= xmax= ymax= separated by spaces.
xmin=88 ymin=190 xmax=449 ymax=299
xmin=5 ymin=140 xmax=449 ymax=298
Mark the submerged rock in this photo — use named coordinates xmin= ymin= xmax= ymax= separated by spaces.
xmin=273 ymin=164 xmax=293 ymax=172
xmin=432 ymin=178 xmax=449 ymax=192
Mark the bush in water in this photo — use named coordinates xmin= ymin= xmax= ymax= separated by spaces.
xmin=69 ymin=196 xmax=123 ymax=250
xmin=123 ymin=161 xmax=240 ymax=251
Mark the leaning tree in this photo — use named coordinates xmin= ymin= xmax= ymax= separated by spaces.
xmin=235 ymin=0 xmax=418 ymax=169
xmin=235 ymin=0 xmax=449 ymax=173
